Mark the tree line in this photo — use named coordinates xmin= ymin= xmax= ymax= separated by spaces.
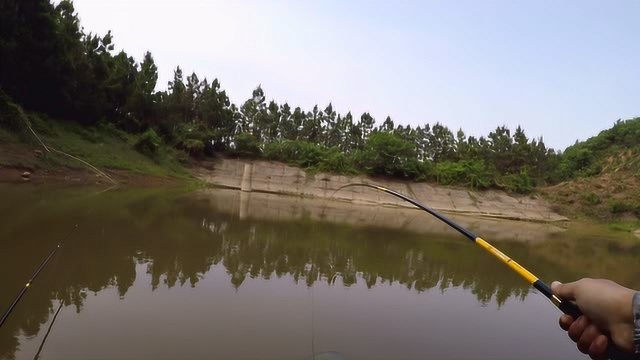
xmin=3 ymin=0 xmax=634 ymax=193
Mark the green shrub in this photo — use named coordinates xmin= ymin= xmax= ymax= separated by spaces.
xmin=171 ymin=123 xmax=215 ymax=158
xmin=433 ymin=161 xmax=464 ymax=185
xmin=608 ymin=200 xmax=640 ymax=215
xmin=357 ymin=132 xmax=427 ymax=179
xmin=0 ymin=90 xmax=28 ymax=133
xmin=433 ymin=160 xmax=492 ymax=189
xmin=183 ymin=138 xmax=205 ymax=157
xmin=315 ymin=148 xmax=357 ymax=174
xmin=78 ymin=127 xmax=102 ymax=142
xmin=27 ymin=113 xmax=57 ymax=137
xmin=263 ymin=140 xmax=358 ymax=174
xmin=608 ymin=220 xmax=640 ymax=232
xmin=175 ymin=150 xmax=190 ymax=164
xmin=262 ymin=140 xmax=283 ymax=160
xmin=134 ymin=129 xmax=162 ymax=157
xmin=582 ymin=192 xmax=601 ymax=205
xmin=98 ymin=122 xmax=130 ymax=142
xmin=287 ymin=141 xmax=325 ymax=168
xmin=498 ymin=170 xmax=535 ymax=194
xmin=263 ymin=140 xmax=319 ymax=166
xmin=233 ymin=133 xmax=261 ymax=157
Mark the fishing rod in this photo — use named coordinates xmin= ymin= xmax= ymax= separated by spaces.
xmin=0 ymin=224 xmax=78 ymax=328
xmin=2 ymin=186 xmax=117 ymax=360
xmin=334 ymin=183 xmax=631 ymax=359
xmin=0 ymin=184 xmax=117 ymax=331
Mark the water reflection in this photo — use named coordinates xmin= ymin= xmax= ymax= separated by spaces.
xmin=1 ymin=185 xmax=639 ymax=359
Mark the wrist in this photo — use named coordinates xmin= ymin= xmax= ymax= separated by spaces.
xmin=610 ymin=288 xmax=637 ymax=353
xmin=620 ymin=288 xmax=636 ymax=325
xmin=634 ymin=292 xmax=640 ymax=354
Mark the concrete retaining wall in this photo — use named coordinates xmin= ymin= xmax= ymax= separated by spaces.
xmin=192 ymin=158 xmax=568 ymax=223
xmin=196 ymin=189 xmax=566 ymax=242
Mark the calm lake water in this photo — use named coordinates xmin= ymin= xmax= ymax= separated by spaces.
xmin=1 ymin=184 xmax=639 ymax=360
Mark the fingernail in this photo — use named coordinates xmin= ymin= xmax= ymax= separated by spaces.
xmin=551 ymin=281 xmax=562 ymax=289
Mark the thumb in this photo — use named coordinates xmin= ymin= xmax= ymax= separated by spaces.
xmin=551 ymin=281 xmax=577 ymax=301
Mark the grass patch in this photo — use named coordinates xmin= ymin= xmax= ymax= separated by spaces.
xmin=45 ymin=120 xmax=190 ymax=178
xmin=582 ymin=192 xmax=601 ymax=205
xmin=608 ymin=221 xmax=640 ymax=233
xmin=0 ymin=127 xmax=18 ymax=143
xmin=2 ymin=113 xmax=192 ymax=181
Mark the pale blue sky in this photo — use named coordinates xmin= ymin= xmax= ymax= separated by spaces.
xmin=73 ymin=0 xmax=640 ymax=150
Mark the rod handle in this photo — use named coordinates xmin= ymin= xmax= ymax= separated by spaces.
xmin=558 ymin=300 xmax=636 ymax=360
xmin=558 ymin=299 xmax=582 ymax=319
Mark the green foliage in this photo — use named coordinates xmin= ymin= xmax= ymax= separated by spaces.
xmin=559 ymin=118 xmax=640 ymax=178
xmin=263 ymin=140 xmax=357 ymax=174
xmin=135 ymin=129 xmax=162 ymax=157
xmin=582 ymin=192 xmax=601 ymax=205
xmin=315 ymin=148 xmax=357 ymax=174
xmin=182 ymin=139 xmax=205 ymax=157
xmin=263 ymin=140 xmax=325 ymax=168
xmin=0 ymin=90 xmax=29 ymax=134
xmin=607 ymin=220 xmax=640 ymax=233
xmin=172 ymin=123 xmax=214 ymax=157
xmin=498 ymin=170 xmax=536 ymax=194
xmin=0 ymin=112 xmax=188 ymax=178
xmin=232 ymin=133 xmax=261 ymax=158
xmin=609 ymin=200 xmax=630 ymax=214
xmin=608 ymin=200 xmax=640 ymax=216
xmin=559 ymin=147 xmax=599 ymax=178
xmin=584 ymin=118 xmax=640 ymax=151
xmin=357 ymin=132 xmax=427 ymax=179
xmin=97 ymin=122 xmax=130 ymax=142
xmin=434 ymin=160 xmax=492 ymax=189
xmin=3 ymin=0 xmax=639 ymax=194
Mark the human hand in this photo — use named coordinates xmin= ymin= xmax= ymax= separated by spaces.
xmin=552 ymin=278 xmax=636 ymax=359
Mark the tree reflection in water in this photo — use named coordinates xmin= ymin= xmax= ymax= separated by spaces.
xmin=1 ymin=185 xmax=638 ymax=359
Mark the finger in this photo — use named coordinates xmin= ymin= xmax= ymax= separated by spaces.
xmin=588 ymin=335 xmax=608 ymax=360
xmin=551 ymin=280 xmax=577 ymax=301
xmin=568 ymin=316 xmax=590 ymax=343
xmin=559 ymin=314 xmax=574 ymax=331
xmin=577 ymin=324 xmax=601 ymax=354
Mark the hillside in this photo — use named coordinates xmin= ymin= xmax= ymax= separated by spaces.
xmin=0 ymin=93 xmax=189 ymax=185
xmin=542 ymin=118 xmax=640 ymax=222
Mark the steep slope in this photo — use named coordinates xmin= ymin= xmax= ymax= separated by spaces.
xmin=542 ymin=118 xmax=640 ymax=221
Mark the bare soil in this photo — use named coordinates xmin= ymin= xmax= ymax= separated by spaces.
xmin=540 ymin=171 xmax=640 ymax=221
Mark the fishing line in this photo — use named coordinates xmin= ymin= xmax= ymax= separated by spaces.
xmin=1 ymin=184 xmax=120 ymax=360
xmin=0 ymin=184 xmax=117 ymax=330
xmin=310 ymin=270 xmax=316 ymax=359
xmin=33 ymin=299 xmax=64 ymax=360
xmin=333 ymin=183 xmax=632 ymax=359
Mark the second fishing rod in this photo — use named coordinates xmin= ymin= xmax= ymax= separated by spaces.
xmin=336 ymin=183 xmax=632 ymax=360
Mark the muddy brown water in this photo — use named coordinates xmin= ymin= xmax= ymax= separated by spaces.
xmin=1 ymin=184 xmax=639 ymax=360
